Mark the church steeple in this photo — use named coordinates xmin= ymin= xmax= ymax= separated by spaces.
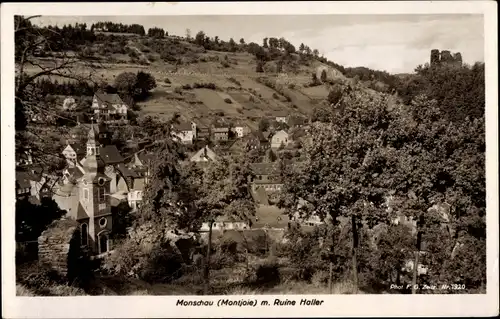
xmin=87 ymin=120 xmax=100 ymax=157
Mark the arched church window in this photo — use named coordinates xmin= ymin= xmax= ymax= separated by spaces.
xmin=99 ymin=233 xmax=108 ymax=254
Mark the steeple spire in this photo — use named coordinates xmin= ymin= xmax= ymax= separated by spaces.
xmin=87 ymin=118 xmax=100 ymax=157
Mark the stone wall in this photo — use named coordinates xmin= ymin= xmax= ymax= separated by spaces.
xmin=38 ymin=218 xmax=80 ymax=278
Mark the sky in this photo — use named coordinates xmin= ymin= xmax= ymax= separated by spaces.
xmin=33 ymin=14 xmax=484 ymax=74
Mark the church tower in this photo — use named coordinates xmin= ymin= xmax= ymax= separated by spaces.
xmin=78 ymin=123 xmax=113 ymax=255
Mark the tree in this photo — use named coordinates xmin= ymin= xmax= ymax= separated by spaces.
xmin=256 ymin=61 xmax=265 ymax=73
xmin=299 ymin=43 xmax=305 ymax=53
xmin=264 ymin=148 xmax=277 ymax=163
xmin=135 ymin=71 xmax=157 ymax=97
xmin=229 ymin=38 xmax=237 ymax=52
xmin=114 ymin=72 xmax=137 ymax=95
xmin=258 ymin=118 xmax=270 ymax=132
xmin=239 ymin=38 xmax=245 ymax=45
xmin=16 ymin=197 xmax=66 ymax=242
xmin=111 ymin=202 xmax=134 ymax=240
xmin=279 ymin=88 xmax=485 ymax=293
xmin=313 ymin=49 xmax=319 ymax=57
xmin=15 ymin=16 xmax=101 ymax=172
xmin=188 ymin=155 xmax=256 ymax=294
xmin=195 ymin=31 xmax=206 ymax=46
xmin=321 ymin=69 xmax=328 ymax=82
xmin=185 ymin=28 xmax=191 ymax=40
xmin=263 ymin=38 xmax=269 ymax=48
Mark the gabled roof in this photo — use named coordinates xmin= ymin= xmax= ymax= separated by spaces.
xmin=272 ymin=130 xmax=289 ymax=138
xmin=173 ymin=122 xmax=193 ymax=132
xmin=272 ymin=110 xmax=289 ymax=117
xmin=76 ymin=202 xmax=89 ymax=220
xmin=263 ymin=131 xmax=272 ymax=140
xmin=66 ymin=166 xmax=84 ymax=179
xmin=99 ymin=145 xmax=124 ymax=165
xmin=212 ymin=127 xmax=229 ymax=133
xmin=250 ymin=163 xmax=280 ymax=176
xmin=116 ymin=163 xmax=140 ymax=178
xmin=288 ymin=116 xmax=307 ymax=126
xmin=68 ymin=144 xmax=86 ymax=155
xmin=94 ymin=93 xmax=125 ymax=106
xmin=249 ymin=130 xmax=268 ymax=142
xmin=190 ymin=146 xmax=218 ymax=162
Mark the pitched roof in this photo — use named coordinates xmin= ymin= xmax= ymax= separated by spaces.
xmin=250 ymin=130 xmax=268 ymax=142
xmin=173 ymin=122 xmax=193 ymax=132
xmin=94 ymin=93 xmax=124 ymax=106
xmin=99 ymin=145 xmax=124 ymax=165
xmin=272 ymin=130 xmax=289 ymax=138
xmin=288 ymin=116 xmax=307 ymax=126
xmin=212 ymin=127 xmax=229 ymax=133
xmin=190 ymin=146 xmax=218 ymax=162
xmin=66 ymin=167 xmax=84 ymax=179
xmin=250 ymin=163 xmax=279 ymax=176
xmin=272 ymin=110 xmax=288 ymax=117
xmin=116 ymin=163 xmax=139 ymax=178
xmin=69 ymin=144 xmax=86 ymax=155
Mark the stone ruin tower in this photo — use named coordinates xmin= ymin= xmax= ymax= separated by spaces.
xmin=430 ymin=49 xmax=463 ymax=67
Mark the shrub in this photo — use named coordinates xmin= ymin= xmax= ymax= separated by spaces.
xmin=174 ymin=86 xmax=183 ymax=94
xmin=228 ymin=77 xmax=241 ymax=86
xmin=224 ymin=98 xmax=232 ymax=104
xmin=182 ymin=84 xmax=192 ymax=90
xmin=311 ymin=270 xmax=330 ymax=287
xmin=288 ymin=83 xmax=296 ymax=89
xmin=165 ymin=78 xmax=171 ymax=84
xmin=272 ymin=93 xmax=279 ymax=99
xmin=254 ymin=257 xmax=280 ymax=286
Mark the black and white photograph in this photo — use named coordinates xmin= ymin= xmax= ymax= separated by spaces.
xmin=2 ymin=1 xmax=498 ymax=318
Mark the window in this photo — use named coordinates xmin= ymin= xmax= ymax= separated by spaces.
xmin=83 ymin=189 xmax=89 ymax=201
xmin=81 ymin=224 xmax=88 ymax=246
xmin=98 ymin=187 xmax=105 ymax=202
xmin=99 ymin=233 xmax=108 ymax=254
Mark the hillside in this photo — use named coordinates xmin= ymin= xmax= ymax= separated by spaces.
xmin=23 ymin=32 xmax=356 ymax=128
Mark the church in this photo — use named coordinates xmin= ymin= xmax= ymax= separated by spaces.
xmin=54 ymin=124 xmax=151 ymax=255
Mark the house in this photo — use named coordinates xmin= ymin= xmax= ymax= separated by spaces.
xmin=272 ymin=111 xmax=289 ymax=123
xmin=271 ymin=130 xmax=291 ymax=149
xmin=232 ymin=122 xmax=250 ymax=138
xmin=62 ymin=97 xmax=77 ymax=110
xmin=250 ymin=163 xmax=283 ymax=193
xmin=200 ymin=216 xmax=251 ymax=232
xmin=91 ymin=92 xmax=128 ymax=123
xmin=244 ymin=131 xmax=270 ymax=151
xmin=288 ymin=115 xmax=307 ymax=128
xmin=62 ymin=144 xmax=86 ymax=167
xmin=190 ymin=146 xmax=218 ymax=163
xmin=212 ymin=126 xmax=229 ymax=142
xmin=16 ymin=171 xmax=34 ymax=200
xmin=172 ymin=121 xmax=196 ymax=144
xmin=127 ymin=178 xmax=145 ymax=211
xmin=128 ymin=151 xmax=154 ymax=184
xmin=16 ymin=148 xmax=33 ymax=167
xmin=195 ymin=122 xmax=211 ymax=141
